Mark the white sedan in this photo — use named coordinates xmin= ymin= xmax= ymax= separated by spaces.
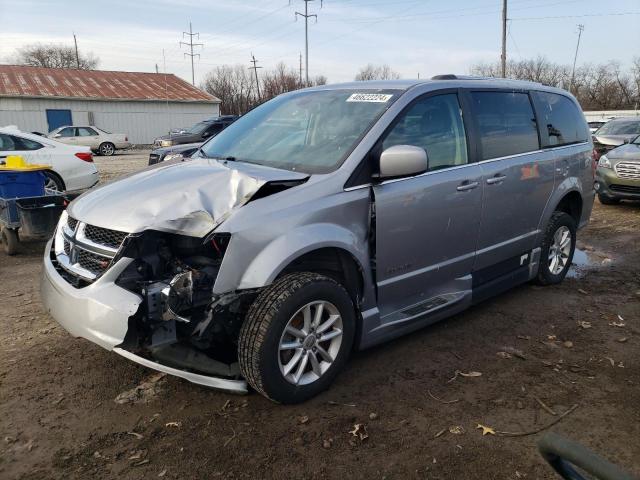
xmin=48 ymin=126 xmax=131 ymax=156
xmin=0 ymin=126 xmax=99 ymax=192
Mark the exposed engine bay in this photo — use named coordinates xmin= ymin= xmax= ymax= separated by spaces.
xmin=115 ymin=231 xmax=256 ymax=380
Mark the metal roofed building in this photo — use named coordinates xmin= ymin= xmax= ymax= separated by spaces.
xmin=0 ymin=65 xmax=221 ymax=144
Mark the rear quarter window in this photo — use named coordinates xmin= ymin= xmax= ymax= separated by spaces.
xmin=532 ymin=92 xmax=589 ymax=147
xmin=470 ymin=91 xmax=539 ymax=160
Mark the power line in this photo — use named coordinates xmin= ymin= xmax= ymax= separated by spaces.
xmin=249 ymin=53 xmax=263 ymax=101
xmin=294 ymin=0 xmax=322 ymax=85
xmin=180 ymin=21 xmax=203 ymax=85
xmin=569 ymin=24 xmax=584 ymax=94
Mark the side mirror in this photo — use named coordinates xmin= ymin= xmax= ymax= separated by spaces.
xmin=53 ymin=133 xmax=62 ymax=138
xmin=379 ymin=145 xmax=428 ymax=179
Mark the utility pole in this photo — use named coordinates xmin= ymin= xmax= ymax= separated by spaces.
xmin=295 ymin=0 xmax=322 ymax=86
xmin=299 ymin=52 xmax=303 ymax=86
xmin=249 ymin=53 xmax=263 ymax=102
xmin=155 ymin=64 xmax=159 ymax=74
xmin=501 ymin=0 xmax=507 ymax=78
xmin=180 ymin=22 xmax=203 ymax=86
xmin=570 ymin=24 xmax=584 ymax=95
xmin=73 ymin=33 xmax=80 ymax=69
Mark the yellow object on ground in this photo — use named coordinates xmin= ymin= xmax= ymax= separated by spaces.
xmin=0 ymin=155 xmax=51 ymax=171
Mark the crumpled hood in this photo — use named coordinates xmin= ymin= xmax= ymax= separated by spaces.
xmin=68 ymin=158 xmax=308 ymax=237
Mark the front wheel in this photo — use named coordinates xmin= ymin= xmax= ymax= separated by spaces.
xmin=98 ymin=142 xmax=115 ymax=156
xmin=238 ymin=272 xmax=356 ymax=404
xmin=535 ymin=211 xmax=576 ymax=285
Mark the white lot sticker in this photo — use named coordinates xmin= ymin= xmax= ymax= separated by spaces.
xmin=346 ymin=93 xmax=393 ymax=103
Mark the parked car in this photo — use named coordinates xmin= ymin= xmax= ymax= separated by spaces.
xmin=41 ymin=77 xmax=594 ymax=404
xmin=153 ymin=115 xmax=238 ymax=148
xmin=587 ymin=120 xmax=608 ymax=134
xmin=0 ymin=126 xmax=98 ymax=192
xmin=595 ymin=134 xmax=640 ymax=204
xmin=148 ymin=142 xmax=202 ymax=165
xmin=48 ymin=126 xmax=131 ymax=156
xmin=592 ymin=117 xmax=640 ymax=160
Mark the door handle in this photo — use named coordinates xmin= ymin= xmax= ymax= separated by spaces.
xmin=486 ymin=175 xmax=507 ymax=185
xmin=456 ymin=181 xmax=479 ymax=192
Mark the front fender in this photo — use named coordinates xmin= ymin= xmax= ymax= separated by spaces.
xmin=234 ymin=223 xmax=368 ymax=290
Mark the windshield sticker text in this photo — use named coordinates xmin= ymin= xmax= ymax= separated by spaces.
xmin=346 ymin=93 xmax=393 ymax=103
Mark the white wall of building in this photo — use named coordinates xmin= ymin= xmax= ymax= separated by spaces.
xmin=0 ymin=97 xmax=220 ymax=144
xmin=583 ymin=110 xmax=640 ymax=122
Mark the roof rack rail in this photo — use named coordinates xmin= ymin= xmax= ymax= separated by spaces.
xmin=431 ymin=74 xmax=458 ymax=80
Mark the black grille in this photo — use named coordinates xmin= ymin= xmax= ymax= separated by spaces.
xmin=149 ymin=154 xmax=160 ymax=165
xmin=67 ymin=217 xmax=78 ymax=231
xmin=77 ymin=249 xmax=111 ymax=275
xmin=63 ymin=239 xmax=70 ymax=255
xmin=83 ymin=225 xmax=128 ymax=249
xmin=610 ymin=184 xmax=640 ymax=194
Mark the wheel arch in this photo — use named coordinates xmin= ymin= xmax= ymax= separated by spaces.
xmin=44 ymin=169 xmax=66 ymax=191
xmin=555 ymin=190 xmax=583 ymax=225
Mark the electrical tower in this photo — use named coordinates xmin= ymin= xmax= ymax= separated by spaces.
xmin=570 ymin=24 xmax=585 ymax=94
xmin=180 ymin=22 xmax=203 ymax=86
xmin=249 ymin=53 xmax=263 ymax=102
xmin=294 ymin=0 xmax=322 ymax=86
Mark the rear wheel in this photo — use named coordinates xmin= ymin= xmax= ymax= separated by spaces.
xmin=99 ymin=142 xmax=115 ymax=156
xmin=598 ymin=193 xmax=620 ymax=205
xmin=238 ymin=272 xmax=356 ymax=404
xmin=43 ymin=171 xmax=65 ymax=193
xmin=1 ymin=227 xmax=19 ymax=255
xmin=535 ymin=212 xmax=576 ymax=285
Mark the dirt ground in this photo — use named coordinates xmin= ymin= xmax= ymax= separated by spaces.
xmin=1 ymin=151 xmax=639 ymax=480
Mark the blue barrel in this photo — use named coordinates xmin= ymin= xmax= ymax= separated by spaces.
xmin=0 ymin=170 xmax=46 ymax=199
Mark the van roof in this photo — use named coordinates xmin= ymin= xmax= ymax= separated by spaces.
xmin=308 ymin=75 xmax=556 ymax=93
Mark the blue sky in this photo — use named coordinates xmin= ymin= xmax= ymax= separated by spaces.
xmin=0 ymin=0 xmax=638 ymax=85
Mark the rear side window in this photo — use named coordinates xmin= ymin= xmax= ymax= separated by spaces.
xmin=13 ymin=136 xmax=43 ymax=150
xmin=533 ymin=92 xmax=588 ymax=147
xmin=470 ymin=91 xmax=539 ymax=160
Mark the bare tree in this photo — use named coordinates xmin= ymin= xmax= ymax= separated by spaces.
xmin=471 ymin=56 xmax=639 ymax=110
xmin=202 ymin=62 xmax=329 ymax=115
xmin=15 ymin=43 xmax=99 ymax=70
xmin=355 ymin=64 xmax=400 ymax=81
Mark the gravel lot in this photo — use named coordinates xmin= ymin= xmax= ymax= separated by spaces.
xmin=1 ymin=151 xmax=639 ymax=479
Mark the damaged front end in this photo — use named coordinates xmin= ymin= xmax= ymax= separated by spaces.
xmin=114 ymin=230 xmax=256 ymax=391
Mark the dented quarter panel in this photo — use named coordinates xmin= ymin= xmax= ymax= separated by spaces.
xmin=213 ymin=177 xmax=378 ymax=311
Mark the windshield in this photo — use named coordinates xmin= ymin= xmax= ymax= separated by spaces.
xmin=633 ymin=135 xmax=640 ymax=145
xmin=187 ymin=121 xmax=210 ymax=135
xmin=596 ymin=120 xmax=640 ymax=135
xmin=199 ymin=89 xmax=399 ymax=173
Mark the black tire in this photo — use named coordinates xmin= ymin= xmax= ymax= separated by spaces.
xmin=238 ymin=272 xmax=356 ymax=404
xmin=99 ymin=142 xmax=115 ymax=156
xmin=535 ymin=211 xmax=576 ymax=286
xmin=598 ymin=193 xmax=620 ymax=205
xmin=1 ymin=227 xmax=19 ymax=255
xmin=43 ymin=170 xmax=65 ymax=192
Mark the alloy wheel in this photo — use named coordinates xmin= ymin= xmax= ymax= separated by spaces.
xmin=278 ymin=301 xmax=343 ymax=386
xmin=548 ymin=225 xmax=572 ymax=275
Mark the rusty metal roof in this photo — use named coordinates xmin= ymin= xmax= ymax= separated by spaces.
xmin=0 ymin=65 xmax=219 ymax=103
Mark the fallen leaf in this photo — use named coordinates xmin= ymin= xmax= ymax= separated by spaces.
xmin=127 ymin=432 xmax=144 ymax=440
xmin=604 ymin=357 xmax=615 ymax=367
xmin=134 ymin=459 xmax=150 ymax=467
xmin=434 ymin=428 xmax=447 ymax=438
xmin=547 ymin=335 xmax=557 ymax=341
xmin=165 ymin=422 xmax=182 ymax=428
xmin=369 ymin=412 xmax=378 ymax=420
xmin=578 ymin=289 xmax=588 ymax=295
xmin=563 ymin=341 xmax=573 ymax=348
xmin=449 ymin=425 xmax=465 ymax=435
xmin=298 ymin=415 xmax=309 ymax=424
xmin=349 ymin=423 xmax=369 ymax=441
xmin=158 ymin=469 xmax=167 ymax=477
xmin=609 ymin=322 xmax=625 ymax=327
xmin=616 ymin=337 xmax=628 ymax=343
xmin=497 ymin=351 xmax=512 ymax=359
xmin=460 ymin=371 xmax=482 ymax=377
xmin=578 ymin=321 xmax=592 ymax=329
xmin=476 ymin=424 xmax=496 ymax=436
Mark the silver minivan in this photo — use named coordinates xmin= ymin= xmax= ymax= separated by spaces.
xmin=41 ymin=76 xmax=594 ymax=403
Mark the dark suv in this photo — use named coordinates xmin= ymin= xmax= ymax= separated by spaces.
xmin=153 ymin=115 xmax=237 ymax=148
